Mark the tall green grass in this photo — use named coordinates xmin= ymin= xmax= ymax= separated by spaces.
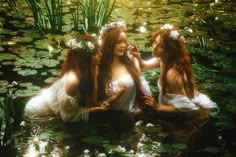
xmin=25 ymin=0 xmax=63 ymax=33
xmin=79 ymin=0 xmax=116 ymax=33
xmin=25 ymin=0 xmax=116 ymax=33
xmin=0 ymin=89 xmax=15 ymax=151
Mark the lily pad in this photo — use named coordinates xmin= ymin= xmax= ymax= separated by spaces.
xmin=23 ymin=30 xmax=42 ymax=39
xmin=82 ymin=135 xmax=110 ymax=146
xmin=17 ymin=69 xmax=38 ymax=76
xmin=2 ymin=61 xmax=14 ymax=65
xmin=12 ymin=36 xmax=33 ymax=43
xmin=42 ymin=59 xmax=60 ymax=67
xmin=172 ymin=143 xmax=187 ymax=150
xmin=14 ymin=89 xmax=39 ymax=97
xmin=48 ymin=69 xmax=59 ymax=76
xmin=44 ymin=77 xmax=56 ymax=84
xmin=0 ymin=28 xmax=11 ymax=35
xmin=34 ymin=39 xmax=55 ymax=50
xmin=0 ymin=86 xmax=7 ymax=94
xmin=19 ymin=82 xmax=33 ymax=87
xmin=0 ymin=46 xmax=4 ymax=52
xmin=27 ymin=85 xmax=41 ymax=91
xmin=0 ymin=80 xmax=9 ymax=86
xmin=0 ymin=53 xmax=18 ymax=60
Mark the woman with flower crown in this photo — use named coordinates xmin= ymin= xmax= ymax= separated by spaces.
xmin=133 ymin=24 xmax=218 ymax=118
xmin=24 ymin=34 xmax=124 ymax=122
xmin=97 ymin=21 xmax=151 ymax=117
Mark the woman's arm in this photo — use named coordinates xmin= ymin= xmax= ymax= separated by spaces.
xmin=130 ymin=51 xmax=160 ymax=71
xmin=128 ymin=43 xmax=160 ymax=71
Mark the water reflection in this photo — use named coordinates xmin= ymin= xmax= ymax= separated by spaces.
xmin=16 ymin=110 xmax=216 ymax=157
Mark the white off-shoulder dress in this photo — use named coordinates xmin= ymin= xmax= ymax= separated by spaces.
xmin=24 ymin=74 xmax=89 ymax=122
xmin=106 ymin=74 xmax=151 ymax=113
xmin=157 ymin=80 xmax=218 ymax=113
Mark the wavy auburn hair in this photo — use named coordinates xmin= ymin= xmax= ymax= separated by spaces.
xmin=152 ymin=28 xmax=195 ymax=99
xmin=60 ymin=35 xmax=98 ymax=106
xmin=98 ymin=27 xmax=145 ymax=102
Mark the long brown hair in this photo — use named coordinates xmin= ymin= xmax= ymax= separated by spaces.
xmin=152 ymin=28 xmax=195 ymax=99
xmin=98 ymin=27 xmax=145 ymax=101
xmin=60 ymin=35 xmax=98 ymax=106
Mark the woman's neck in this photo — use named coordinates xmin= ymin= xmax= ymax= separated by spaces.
xmin=112 ymin=55 xmax=122 ymax=66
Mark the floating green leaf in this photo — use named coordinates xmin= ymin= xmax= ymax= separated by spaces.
xmin=17 ymin=69 xmax=38 ymax=76
xmin=172 ymin=143 xmax=187 ymax=150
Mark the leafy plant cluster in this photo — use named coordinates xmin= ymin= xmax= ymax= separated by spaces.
xmin=0 ymin=85 xmax=15 ymax=153
xmin=24 ymin=0 xmax=116 ymax=33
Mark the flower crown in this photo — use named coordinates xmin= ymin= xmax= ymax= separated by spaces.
xmin=161 ymin=24 xmax=186 ymax=43
xmin=66 ymin=37 xmax=96 ymax=53
xmin=99 ymin=21 xmax=126 ymax=37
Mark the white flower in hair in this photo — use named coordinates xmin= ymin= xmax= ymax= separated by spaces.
xmin=87 ymin=41 xmax=95 ymax=49
xmin=66 ymin=38 xmax=95 ymax=53
xmin=100 ymin=21 xmax=126 ymax=37
xmin=67 ymin=39 xmax=77 ymax=47
xmin=179 ymin=35 xmax=186 ymax=43
xmin=169 ymin=30 xmax=180 ymax=39
xmin=161 ymin=24 xmax=173 ymax=30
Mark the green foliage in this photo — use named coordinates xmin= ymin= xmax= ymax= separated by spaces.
xmin=25 ymin=0 xmax=63 ymax=33
xmin=82 ymin=135 xmax=110 ymax=146
xmin=24 ymin=0 xmax=116 ymax=33
xmin=142 ymin=68 xmax=160 ymax=95
xmin=0 ymin=87 xmax=15 ymax=149
xmin=188 ymin=47 xmax=232 ymax=70
xmin=79 ymin=0 xmax=116 ymax=33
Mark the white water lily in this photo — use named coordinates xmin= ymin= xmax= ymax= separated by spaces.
xmin=169 ymin=30 xmax=180 ymax=39
xmin=161 ymin=23 xmax=173 ymax=30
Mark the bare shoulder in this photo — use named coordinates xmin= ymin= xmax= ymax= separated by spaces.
xmin=166 ymin=69 xmax=185 ymax=94
xmin=65 ymin=71 xmax=79 ymax=84
xmin=65 ymin=71 xmax=80 ymax=96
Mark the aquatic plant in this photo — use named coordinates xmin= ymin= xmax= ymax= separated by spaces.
xmin=0 ymin=84 xmax=15 ymax=151
xmin=78 ymin=0 xmax=116 ymax=33
xmin=24 ymin=0 xmax=63 ymax=33
xmin=5 ymin=0 xmax=19 ymax=16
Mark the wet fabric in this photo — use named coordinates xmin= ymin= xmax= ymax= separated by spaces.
xmin=24 ymin=73 xmax=89 ymax=122
xmin=157 ymin=80 xmax=218 ymax=112
xmin=107 ymin=74 xmax=151 ymax=112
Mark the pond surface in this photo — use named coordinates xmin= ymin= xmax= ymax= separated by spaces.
xmin=0 ymin=0 xmax=236 ymax=157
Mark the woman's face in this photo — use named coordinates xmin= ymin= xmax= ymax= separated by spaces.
xmin=114 ymin=31 xmax=127 ymax=57
xmin=152 ymin=35 xmax=165 ymax=57
xmin=91 ymin=50 xmax=102 ymax=66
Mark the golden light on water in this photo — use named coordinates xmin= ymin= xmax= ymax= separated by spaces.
xmin=139 ymin=26 xmax=146 ymax=33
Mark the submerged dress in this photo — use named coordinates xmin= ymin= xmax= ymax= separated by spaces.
xmin=106 ymin=74 xmax=151 ymax=113
xmin=157 ymin=80 xmax=218 ymax=114
xmin=24 ymin=73 xmax=89 ymax=122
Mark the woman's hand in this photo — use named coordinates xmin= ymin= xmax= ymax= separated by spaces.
xmin=105 ymin=81 xmax=126 ymax=104
xmin=143 ymin=95 xmax=159 ymax=109
xmin=116 ymin=81 xmax=126 ymax=94
xmin=127 ymin=43 xmax=141 ymax=60
xmin=89 ymin=101 xmax=111 ymax=112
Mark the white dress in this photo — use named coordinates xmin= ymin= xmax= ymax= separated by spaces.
xmin=157 ymin=80 xmax=218 ymax=113
xmin=106 ymin=74 xmax=151 ymax=113
xmin=24 ymin=74 xmax=89 ymax=122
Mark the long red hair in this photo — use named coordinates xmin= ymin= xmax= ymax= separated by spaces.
xmin=98 ymin=27 xmax=145 ymax=102
xmin=60 ymin=35 xmax=98 ymax=106
xmin=152 ymin=29 xmax=195 ymax=99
